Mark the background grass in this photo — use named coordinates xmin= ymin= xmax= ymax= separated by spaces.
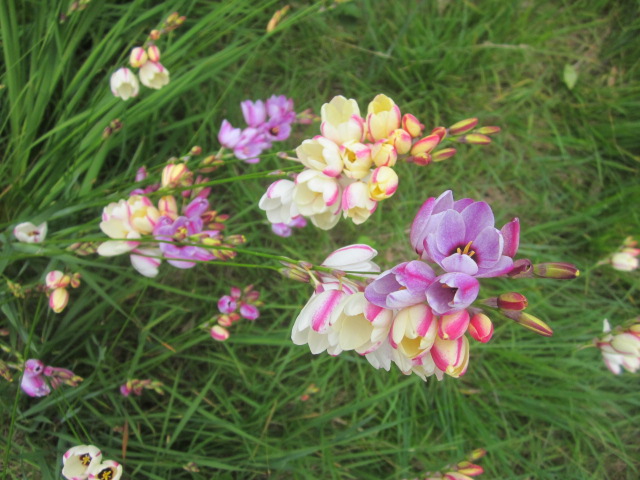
xmin=1 ymin=0 xmax=639 ymax=478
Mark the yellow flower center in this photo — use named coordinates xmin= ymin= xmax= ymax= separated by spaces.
xmin=98 ymin=468 xmax=114 ymax=480
xmin=456 ymin=241 xmax=475 ymax=258
xmin=174 ymin=226 xmax=188 ymax=241
xmin=80 ymin=454 xmax=91 ymax=466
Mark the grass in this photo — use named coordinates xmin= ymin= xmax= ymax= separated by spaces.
xmin=1 ymin=0 xmax=639 ymax=478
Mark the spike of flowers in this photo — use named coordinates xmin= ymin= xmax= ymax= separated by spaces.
xmin=286 ymin=190 xmax=577 ymax=381
xmin=260 ymin=94 xmax=500 ymax=230
xmin=209 ymin=285 xmax=263 ymax=341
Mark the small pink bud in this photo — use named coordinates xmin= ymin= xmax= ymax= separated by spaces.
xmin=431 ymin=148 xmax=457 ymax=162
xmin=456 ymin=461 xmax=484 ymax=476
xmin=408 ymin=152 xmax=432 ymax=166
xmin=147 ymin=45 xmax=161 ymax=62
xmin=218 ymin=315 xmax=233 ymax=327
xmin=410 ymin=134 xmax=441 ymax=156
xmin=368 ymin=166 xmax=399 ymax=201
xmin=210 ymin=325 xmax=230 ymax=341
xmin=402 ymin=113 xmax=424 ymax=138
xmin=468 ymin=313 xmax=494 ymax=343
xmin=279 ymin=267 xmax=311 ymax=283
xmin=448 ymin=117 xmax=478 ymax=135
xmin=533 ymin=262 xmax=580 ymax=279
xmin=507 ymin=311 xmax=553 ymax=337
xmin=159 ymin=195 xmax=178 ymax=219
xmin=129 ymin=47 xmax=147 ymax=68
xmin=456 ymin=133 xmax=492 ymax=145
xmin=70 ymin=273 xmax=82 ymax=289
xmin=149 ymin=29 xmax=161 ymax=40
xmin=387 ymin=128 xmax=412 ymax=154
xmin=469 ymin=448 xmax=487 ymax=461
xmin=49 ymin=288 xmax=69 ymax=313
xmin=190 ymin=145 xmax=202 ymax=156
xmin=431 ymin=126 xmax=447 ymax=140
xmin=497 ymin=292 xmax=528 ymax=311
xmin=135 ymin=166 xmax=148 ymax=182
xmin=476 ymin=125 xmax=501 ymax=135
xmin=438 ymin=310 xmax=471 ymax=340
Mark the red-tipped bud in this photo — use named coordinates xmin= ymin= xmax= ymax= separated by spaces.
xmin=388 ymin=128 xmax=412 ymax=155
xmin=456 ymin=133 xmax=492 ymax=145
xmin=279 ymin=267 xmax=311 ymax=283
xmin=432 ymin=148 xmax=457 ymax=162
xmin=408 ymin=152 xmax=432 ymax=166
xmin=218 ymin=314 xmax=233 ymax=327
xmin=402 ymin=113 xmax=424 ymax=138
xmin=456 ymin=461 xmax=484 ymax=476
xmin=410 ymin=134 xmax=441 ymax=156
xmin=448 ymin=117 xmax=478 ymax=135
xmin=147 ymin=45 xmax=161 ymax=63
xmin=210 ymin=325 xmax=230 ymax=341
xmin=431 ymin=126 xmax=447 ymax=140
xmin=506 ymin=311 xmax=553 ymax=337
xmin=497 ymin=292 xmax=528 ymax=311
xmin=507 ymin=258 xmax=533 ymax=278
xmin=129 ymin=47 xmax=148 ymax=68
xmin=438 ymin=310 xmax=470 ymax=340
xmin=468 ymin=313 xmax=494 ymax=343
xmin=225 ymin=234 xmax=245 ymax=245
xmin=469 ymin=448 xmax=487 ymax=461
xmin=190 ymin=145 xmax=202 ymax=156
xmin=476 ymin=125 xmax=501 ymax=135
xmin=532 ymin=262 xmax=580 ymax=279
xmin=149 ymin=29 xmax=161 ymax=41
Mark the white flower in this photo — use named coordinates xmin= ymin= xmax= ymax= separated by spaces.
xmin=341 ymin=181 xmax=377 ymax=225
xmin=340 ymin=141 xmax=372 ymax=179
xmin=130 ymin=247 xmax=162 ymax=277
xmin=62 ymin=445 xmax=102 ymax=480
xmin=611 ymin=251 xmax=639 ymax=271
xmin=319 ymin=244 xmax=380 ymax=283
xmin=366 ymin=94 xmax=401 ymax=142
xmin=296 ymin=136 xmax=343 ymax=177
xmin=599 ymin=319 xmax=640 ymax=374
xmin=88 ymin=460 xmax=123 ymax=480
xmin=138 ymin=61 xmax=170 ymax=89
xmin=293 ymin=169 xmax=341 ymax=217
xmin=110 ymin=68 xmax=139 ymax=100
xmin=320 ymin=95 xmax=364 ymax=146
xmin=258 ymin=179 xmax=299 ymax=224
xmin=13 ymin=221 xmax=47 ymax=243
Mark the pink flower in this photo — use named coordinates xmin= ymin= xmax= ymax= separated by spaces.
xmin=364 ymin=260 xmax=436 ymax=309
xmin=218 ymin=295 xmax=237 ymax=314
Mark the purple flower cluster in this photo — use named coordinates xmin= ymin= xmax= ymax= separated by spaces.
xmin=366 ymin=190 xmax=520 ymax=316
xmin=271 ymin=215 xmax=307 ymax=237
xmin=218 ymin=95 xmax=297 ymax=163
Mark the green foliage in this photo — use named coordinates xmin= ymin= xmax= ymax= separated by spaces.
xmin=1 ymin=0 xmax=639 ymax=479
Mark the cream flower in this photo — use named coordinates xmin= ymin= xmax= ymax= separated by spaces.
xmin=296 ymin=136 xmax=343 ymax=177
xmin=62 ymin=445 xmax=102 ymax=480
xmin=138 ymin=61 xmax=170 ymax=89
xmin=320 ymin=95 xmax=364 ymax=146
xmin=258 ymin=179 xmax=299 ymax=224
xmin=341 ymin=181 xmax=377 ymax=224
xmin=366 ymin=94 xmax=401 ymax=142
xmin=87 ymin=460 xmax=123 ymax=480
xmin=293 ymin=169 xmax=341 ymax=217
xmin=13 ymin=221 xmax=47 ymax=243
xmin=110 ymin=68 xmax=139 ymax=100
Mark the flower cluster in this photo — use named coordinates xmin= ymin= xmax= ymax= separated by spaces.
xmin=62 ymin=445 xmax=122 ymax=480
xmin=98 ymin=161 xmax=245 ymax=277
xmin=45 ymin=270 xmax=81 ymax=313
xmin=405 ymin=448 xmax=486 ymax=480
xmin=290 ymin=191 xmax=579 ymax=381
xmin=210 ymin=285 xmax=263 ymax=341
xmin=271 ymin=215 xmax=307 ymax=237
xmin=596 ymin=319 xmax=640 ymax=375
xmin=110 ymin=12 xmax=185 ymax=100
xmin=120 ymin=378 xmax=164 ymax=396
xmin=13 ymin=221 xmax=47 ymax=243
xmin=260 ymin=94 xmax=499 ymax=230
xmin=20 ymin=359 xmax=82 ymax=397
xmin=218 ymin=95 xmax=297 ymax=163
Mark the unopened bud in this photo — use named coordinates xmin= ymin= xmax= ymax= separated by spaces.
xmin=468 ymin=313 xmax=494 ymax=343
xmin=129 ymin=47 xmax=147 ymax=68
xmin=370 ymin=141 xmax=397 ymax=167
xmin=166 ymin=12 xmax=180 ymax=24
xmin=448 ymin=117 xmax=478 ymax=135
xmin=497 ymin=292 xmax=528 ymax=311
xmin=368 ymin=166 xmax=398 ymax=201
xmin=507 ymin=311 xmax=553 ymax=337
xmin=70 ymin=273 xmax=82 ymax=289
xmin=456 ymin=461 xmax=484 ymax=476
xmin=217 ymin=314 xmax=233 ymax=327
xmin=149 ymin=29 xmax=161 ymax=41
xmin=469 ymin=448 xmax=487 ymax=461
xmin=159 ymin=195 xmax=178 ymax=219
xmin=402 ymin=113 xmax=424 ymax=138
xmin=161 ymin=163 xmax=191 ymax=188
xmin=49 ymin=288 xmax=69 ymax=313
xmin=410 ymin=134 xmax=440 ymax=156
xmin=387 ymin=129 xmax=412 ymax=155
xmin=189 ymin=145 xmax=202 ymax=156
xmin=432 ymin=148 xmax=457 ymax=162
xmin=210 ymin=325 xmax=230 ymax=341
xmin=476 ymin=125 xmax=501 ymax=135
xmin=533 ymin=262 xmax=580 ymax=279
xmin=147 ymin=45 xmax=160 ymax=63
xmin=408 ymin=152 xmax=431 ymax=166
xmin=279 ymin=267 xmax=311 ymax=283
xmin=225 ymin=234 xmax=245 ymax=245
xmin=0 ymin=359 xmax=12 ymax=382
xmin=176 ymin=16 xmax=186 ymax=25
xmin=507 ymin=258 xmax=533 ymax=278
xmin=431 ymin=126 xmax=447 ymax=140
xmin=266 ymin=5 xmax=290 ymax=33
xmin=135 ymin=166 xmax=148 ymax=182
xmin=456 ymin=133 xmax=492 ymax=145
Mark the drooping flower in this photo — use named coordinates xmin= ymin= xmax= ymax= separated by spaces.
xmin=138 ymin=61 xmax=170 ymax=89
xmin=110 ymin=68 xmax=139 ymax=100
xmin=597 ymin=319 xmax=640 ymax=374
xmin=20 ymin=359 xmax=50 ymax=397
xmin=62 ymin=445 xmax=103 ymax=480
xmin=13 ymin=221 xmax=47 ymax=243
xmin=259 ymin=179 xmax=299 ymax=225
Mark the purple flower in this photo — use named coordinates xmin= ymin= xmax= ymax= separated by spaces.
xmin=241 ymin=99 xmax=267 ymax=127
xmin=272 ymin=223 xmax=292 ymax=237
xmin=154 ymin=216 xmax=217 ymax=269
xmin=218 ymin=119 xmax=243 ymax=148
xmin=218 ymin=295 xmax=237 ymax=314
xmin=365 ymin=260 xmax=436 ymax=309
xmin=426 ymin=272 xmax=480 ymax=315
xmin=239 ymin=302 xmax=260 ymax=320
xmin=410 ymin=190 xmax=519 ymax=278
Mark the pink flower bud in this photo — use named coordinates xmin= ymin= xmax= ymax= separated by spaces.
xmin=431 ymin=148 xmax=457 ymax=162
xmin=49 ymin=288 xmax=69 ymax=313
xmin=190 ymin=145 xmax=202 ymax=156
xmin=210 ymin=325 xmax=230 ymax=341
xmin=448 ymin=118 xmax=478 ymax=135
xmin=456 ymin=461 xmax=484 ymax=476
xmin=497 ymin=292 xmax=528 ymax=311
xmin=159 ymin=195 xmax=178 ymax=219
xmin=476 ymin=125 xmax=501 ymax=135
xmin=149 ymin=29 xmax=161 ymax=40
xmin=129 ymin=47 xmax=148 ymax=68
xmin=368 ymin=166 xmax=399 ymax=201
xmin=431 ymin=335 xmax=470 ymax=378
xmin=431 ymin=126 xmax=447 ymax=140
xmin=218 ymin=314 xmax=233 ymax=327
xmin=387 ymin=128 xmax=412 ymax=155
xmin=410 ymin=134 xmax=440 ymax=156
xmin=438 ymin=310 xmax=471 ymax=340
xmin=469 ymin=448 xmax=487 ymax=460
xmin=507 ymin=312 xmax=553 ymax=337
xmin=147 ymin=45 xmax=161 ymax=62
xmin=46 ymin=270 xmax=70 ymax=289
xmin=70 ymin=273 xmax=82 ymax=289
xmin=161 ymin=163 xmax=191 ymax=188
xmin=370 ymin=141 xmax=397 ymax=167
xmin=135 ymin=166 xmax=148 ymax=182
xmin=468 ymin=313 xmax=493 ymax=343
xmin=456 ymin=133 xmax=492 ymax=145
xmin=402 ymin=113 xmax=424 ymax=138
xmin=532 ymin=262 xmax=580 ymax=279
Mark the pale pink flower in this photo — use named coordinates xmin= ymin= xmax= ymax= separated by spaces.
xmin=13 ymin=221 xmax=47 ymax=243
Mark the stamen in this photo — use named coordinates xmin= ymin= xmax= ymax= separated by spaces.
xmin=456 ymin=241 xmax=476 ymax=258
xmin=98 ymin=468 xmax=113 ymax=480
xmin=80 ymin=454 xmax=91 ymax=466
xmin=270 ymin=126 xmax=280 ymax=136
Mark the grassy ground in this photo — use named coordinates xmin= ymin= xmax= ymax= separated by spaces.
xmin=1 ymin=0 xmax=639 ymax=478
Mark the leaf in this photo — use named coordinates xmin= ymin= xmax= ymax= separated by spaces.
xmin=563 ymin=64 xmax=578 ymax=90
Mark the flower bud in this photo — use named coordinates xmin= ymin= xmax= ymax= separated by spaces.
xmin=448 ymin=117 xmax=478 ymax=135
xmin=149 ymin=29 xmax=161 ymax=40
xmin=159 ymin=195 xmax=178 ymax=219
xmin=387 ymin=128 xmax=412 ymax=155
xmin=456 ymin=461 xmax=484 ymax=476
xmin=129 ymin=47 xmax=147 ymax=68
xmin=279 ymin=267 xmax=311 ymax=283
xmin=438 ymin=310 xmax=471 ymax=340
xmin=70 ymin=273 xmax=82 ymax=289
xmin=410 ymin=134 xmax=440 ymax=156
xmin=49 ymin=288 xmax=69 ymax=313
xmin=147 ymin=45 xmax=160 ymax=62
xmin=161 ymin=163 xmax=190 ymax=188
xmin=610 ymin=252 xmax=638 ymax=272
xmin=368 ymin=166 xmax=399 ymax=201
xmin=408 ymin=152 xmax=431 ymax=166
xmin=476 ymin=125 xmax=501 ymax=135
xmin=370 ymin=141 xmax=397 ymax=167
xmin=532 ymin=262 xmax=580 ymax=279
xmin=218 ymin=314 xmax=233 ymax=327
xmin=497 ymin=292 xmax=528 ymax=311
xmin=190 ymin=145 xmax=202 ymax=156
xmin=431 ymin=126 xmax=447 ymax=140
xmin=210 ymin=325 xmax=230 ymax=341
xmin=507 ymin=311 xmax=553 ymax=337
xmin=166 ymin=12 xmax=180 ymax=24
xmin=432 ymin=148 xmax=457 ymax=162
xmin=402 ymin=113 xmax=424 ymax=138
xmin=46 ymin=271 xmax=70 ymax=289
xmin=469 ymin=448 xmax=487 ymax=461
xmin=507 ymin=258 xmax=533 ymax=278
xmin=266 ymin=5 xmax=290 ymax=32
xmin=456 ymin=133 xmax=492 ymax=145
xmin=225 ymin=234 xmax=246 ymax=245
xmin=468 ymin=313 xmax=493 ymax=343
xmin=135 ymin=166 xmax=148 ymax=182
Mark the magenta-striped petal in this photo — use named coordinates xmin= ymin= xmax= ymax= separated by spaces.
xmin=501 ymin=217 xmax=520 ymax=257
